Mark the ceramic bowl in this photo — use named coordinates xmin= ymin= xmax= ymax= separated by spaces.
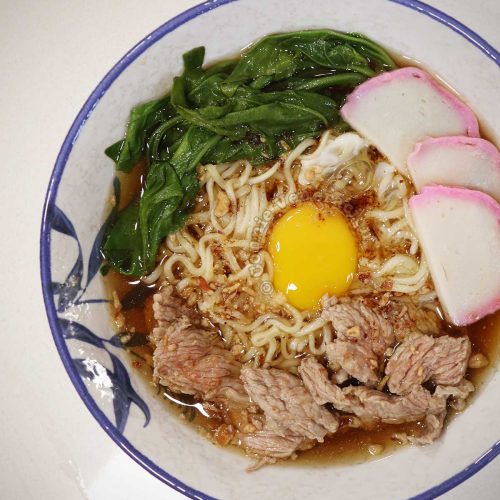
xmin=40 ymin=0 xmax=500 ymax=498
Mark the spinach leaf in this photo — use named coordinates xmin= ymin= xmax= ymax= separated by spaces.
xmin=204 ymin=136 xmax=277 ymax=165
xmin=225 ymin=29 xmax=395 ymax=92
xmin=271 ymin=72 xmax=366 ymax=91
xmin=169 ymin=125 xmax=221 ymax=202
xmin=102 ymin=30 xmax=395 ymax=276
xmin=105 ymin=96 xmax=176 ymax=173
xmin=138 ymin=161 xmax=185 ymax=272
xmin=101 ymin=199 xmax=144 ymax=275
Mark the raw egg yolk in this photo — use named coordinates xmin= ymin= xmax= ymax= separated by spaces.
xmin=268 ymin=202 xmax=358 ymax=310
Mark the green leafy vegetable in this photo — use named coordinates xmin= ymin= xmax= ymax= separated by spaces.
xmin=101 ymin=199 xmax=144 ymax=275
xmin=105 ymin=96 xmax=176 ymax=172
xmin=101 ymin=29 xmax=395 ymax=276
xmin=224 ymin=30 xmax=395 ymax=91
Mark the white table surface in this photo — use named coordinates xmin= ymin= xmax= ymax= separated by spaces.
xmin=1 ymin=0 xmax=498 ymax=498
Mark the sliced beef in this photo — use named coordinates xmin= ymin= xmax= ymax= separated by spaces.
xmin=427 ymin=336 xmax=471 ymax=386
xmin=152 ymin=284 xmax=200 ymax=342
xmin=321 ymin=296 xmax=395 ymax=356
xmin=152 ymin=286 xmax=248 ymax=405
xmin=434 ymin=379 xmax=475 ymax=411
xmin=299 ymin=357 xmax=342 ymax=406
xmin=386 ymin=333 xmax=471 ymax=395
xmin=153 ymin=317 xmax=243 ymax=398
xmin=239 ymin=431 xmax=310 ymax=460
xmin=407 ymin=412 xmax=446 ymax=445
xmin=327 ymin=341 xmax=379 ymax=387
xmin=343 ymin=385 xmax=444 ymax=424
xmin=403 ymin=381 xmax=474 ymax=445
xmin=322 ymin=295 xmax=447 ymax=387
xmin=299 ymin=356 xmax=446 ymax=424
xmin=322 ymin=296 xmax=395 ymax=386
xmin=241 ymin=367 xmax=339 ymax=441
xmin=380 ymin=299 xmax=442 ymax=340
xmin=434 ymin=379 xmax=475 ymax=399
xmin=386 ymin=333 xmax=434 ymax=395
xmin=331 ymin=367 xmax=350 ymax=385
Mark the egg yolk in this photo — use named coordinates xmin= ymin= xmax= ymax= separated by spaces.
xmin=268 ymin=202 xmax=358 ymax=310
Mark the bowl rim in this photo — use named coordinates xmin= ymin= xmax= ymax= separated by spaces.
xmin=39 ymin=1 xmax=500 ymax=498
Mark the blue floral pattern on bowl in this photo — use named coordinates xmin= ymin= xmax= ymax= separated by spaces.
xmin=46 ymin=195 xmax=151 ymax=433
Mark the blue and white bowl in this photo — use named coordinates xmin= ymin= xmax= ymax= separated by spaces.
xmin=40 ymin=0 xmax=500 ymax=498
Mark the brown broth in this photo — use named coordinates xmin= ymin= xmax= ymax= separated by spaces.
xmin=102 ymin=51 xmax=500 ymax=466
